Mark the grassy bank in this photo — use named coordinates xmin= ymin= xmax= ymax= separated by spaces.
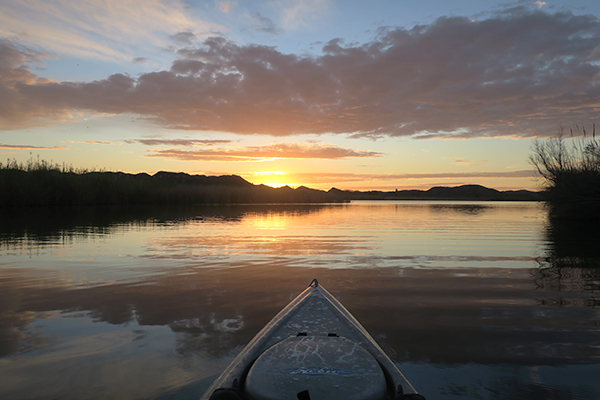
xmin=0 ymin=158 xmax=336 ymax=206
xmin=530 ymin=126 xmax=600 ymax=219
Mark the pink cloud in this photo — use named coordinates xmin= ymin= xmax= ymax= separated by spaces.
xmin=81 ymin=140 xmax=120 ymax=145
xmin=2 ymin=8 xmax=600 ymax=138
xmin=129 ymin=138 xmax=233 ymax=146
xmin=145 ymin=142 xmax=382 ymax=161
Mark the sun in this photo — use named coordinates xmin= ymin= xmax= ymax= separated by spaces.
xmin=262 ymin=182 xmax=290 ymax=188
xmin=249 ymin=171 xmax=298 ymax=188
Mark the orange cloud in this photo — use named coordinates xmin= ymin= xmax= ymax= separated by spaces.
xmin=0 ymin=143 xmax=67 ymax=150
xmin=81 ymin=141 xmax=120 ymax=145
xmin=145 ymin=142 xmax=382 ymax=161
xmin=289 ymin=170 xmax=537 ymax=184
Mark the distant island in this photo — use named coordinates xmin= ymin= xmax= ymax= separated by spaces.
xmin=329 ymin=184 xmax=541 ymax=202
xmin=0 ymin=166 xmax=541 ymax=207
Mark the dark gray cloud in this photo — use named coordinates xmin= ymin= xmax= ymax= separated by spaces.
xmin=2 ymin=8 xmax=600 ymax=137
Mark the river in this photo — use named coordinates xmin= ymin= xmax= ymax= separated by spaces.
xmin=1 ymin=201 xmax=599 ymax=399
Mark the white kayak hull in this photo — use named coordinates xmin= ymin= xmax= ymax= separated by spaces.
xmin=200 ymin=279 xmax=424 ymax=400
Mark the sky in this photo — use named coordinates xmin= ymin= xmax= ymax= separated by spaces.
xmin=1 ymin=0 xmax=600 ymax=191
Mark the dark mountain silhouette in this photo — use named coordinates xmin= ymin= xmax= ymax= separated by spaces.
xmin=335 ymin=184 xmax=541 ymax=201
xmin=0 ymin=168 xmax=541 ymax=207
xmin=151 ymin=171 xmax=252 ymax=187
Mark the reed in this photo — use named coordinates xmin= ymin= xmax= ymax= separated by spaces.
xmin=0 ymin=157 xmax=335 ymax=206
xmin=530 ymin=124 xmax=600 ymax=218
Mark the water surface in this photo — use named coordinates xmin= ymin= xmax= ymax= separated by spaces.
xmin=1 ymin=201 xmax=599 ymax=399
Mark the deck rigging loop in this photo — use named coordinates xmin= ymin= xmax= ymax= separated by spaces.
xmin=309 ymin=278 xmax=319 ymax=287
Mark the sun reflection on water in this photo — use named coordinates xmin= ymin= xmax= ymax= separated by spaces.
xmin=247 ymin=213 xmax=290 ymax=230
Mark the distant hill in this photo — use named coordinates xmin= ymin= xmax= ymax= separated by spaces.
xmin=329 ymin=184 xmax=542 ymax=201
xmin=0 ymin=168 xmax=542 ymax=206
xmin=150 ymin=171 xmax=252 ymax=187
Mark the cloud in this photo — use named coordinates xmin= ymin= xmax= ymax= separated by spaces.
xmin=218 ymin=1 xmax=235 ymax=14
xmin=128 ymin=138 xmax=233 ymax=146
xmin=0 ymin=0 xmax=223 ymax=62
xmin=0 ymin=39 xmax=60 ymax=129
xmin=2 ymin=8 xmax=600 ymax=138
xmin=278 ymin=0 xmax=330 ymax=30
xmin=169 ymin=32 xmax=197 ymax=46
xmin=81 ymin=141 xmax=120 ymax=145
xmin=132 ymin=57 xmax=148 ymax=64
xmin=444 ymin=157 xmax=487 ymax=166
xmin=290 ymin=170 xmax=537 ymax=184
xmin=250 ymin=12 xmax=281 ymax=34
xmin=0 ymin=143 xmax=67 ymax=150
xmin=145 ymin=142 xmax=382 ymax=161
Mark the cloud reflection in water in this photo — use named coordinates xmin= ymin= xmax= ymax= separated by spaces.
xmin=1 ymin=202 xmax=599 ymax=399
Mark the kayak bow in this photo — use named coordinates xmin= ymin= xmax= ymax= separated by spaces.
xmin=201 ymin=279 xmax=425 ymax=400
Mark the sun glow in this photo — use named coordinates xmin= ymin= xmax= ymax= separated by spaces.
xmin=262 ymin=182 xmax=291 ymax=188
xmin=249 ymin=171 xmax=298 ymax=188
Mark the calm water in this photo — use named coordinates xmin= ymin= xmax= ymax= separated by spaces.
xmin=1 ymin=201 xmax=599 ymax=399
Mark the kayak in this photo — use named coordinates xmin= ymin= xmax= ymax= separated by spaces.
xmin=200 ymin=279 xmax=425 ymax=400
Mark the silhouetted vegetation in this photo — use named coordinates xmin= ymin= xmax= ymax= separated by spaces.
xmin=1 ymin=157 xmax=541 ymax=207
xmin=0 ymin=157 xmax=338 ymax=206
xmin=530 ymin=125 xmax=600 ymax=218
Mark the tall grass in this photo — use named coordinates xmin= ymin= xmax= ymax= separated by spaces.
xmin=530 ymin=125 xmax=600 ymax=218
xmin=0 ymin=157 xmax=336 ymax=206
xmin=0 ymin=155 xmax=94 ymax=174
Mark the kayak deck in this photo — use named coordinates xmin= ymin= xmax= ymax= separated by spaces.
xmin=201 ymin=279 xmax=423 ymax=400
